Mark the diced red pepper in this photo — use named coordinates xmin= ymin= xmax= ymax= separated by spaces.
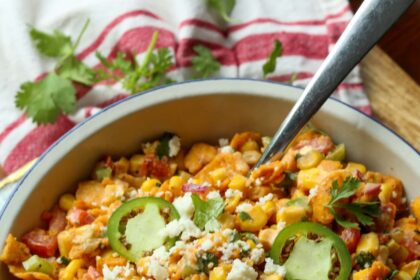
xmin=340 ymin=228 xmax=361 ymax=254
xmin=42 ymin=207 xmax=66 ymax=235
xmin=21 ymin=229 xmax=57 ymax=257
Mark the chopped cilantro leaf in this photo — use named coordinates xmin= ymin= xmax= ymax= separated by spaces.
xmin=191 ymin=194 xmax=224 ymax=230
xmin=197 ymin=252 xmax=218 ymax=275
xmin=239 ymin=211 xmax=253 ymax=221
xmin=155 ymin=132 xmax=175 ymax=159
xmin=355 ymin=252 xmax=375 ymax=268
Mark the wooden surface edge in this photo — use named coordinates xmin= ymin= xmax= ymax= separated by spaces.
xmin=361 ymin=46 xmax=420 ymax=151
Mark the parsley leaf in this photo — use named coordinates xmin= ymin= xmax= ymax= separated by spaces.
xmin=239 ymin=211 xmax=252 ymax=221
xmin=15 ymin=73 xmax=76 ymax=124
xmin=263 ymin=39 xmax=282 ymax=77
xmin=191 ymin=194 xmax=224 ymax=230
xmin=191 ymin=45 xmax=220 ymax=78
xmin=207 ymin=0 xmax=236 ymax=22
xmin=327 ymin=177 xmax=380 ymax=228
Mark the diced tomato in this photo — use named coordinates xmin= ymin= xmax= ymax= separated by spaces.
xmin=42 ymin=207 xmax=66 ymax=235
xmin=82 ymin=266 xmax=102 ymax=280
xmin=139 ymin=154 xmax=170 ymax=180
xmin=340 ymin=228 xmax=361 ymax=253
xmin=67 ymin=208 xmax=95 ymax=226
xmin=21 ymin=229 xmax=57 ymax=257
xmin=104 ymin=156 xmax=114 ymax=169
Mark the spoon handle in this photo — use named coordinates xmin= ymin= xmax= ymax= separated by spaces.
xmin=255 ymin=0 xmax=414 ymax=168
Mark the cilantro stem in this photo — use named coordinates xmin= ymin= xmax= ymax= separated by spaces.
xmin=138 ymin=31 xmax=159 ymax=73
xmin=72 ymin=19 xmax=90 ymax=52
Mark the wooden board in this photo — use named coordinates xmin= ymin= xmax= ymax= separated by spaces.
xmin=361 ymin=46 xmax=420 ymax=151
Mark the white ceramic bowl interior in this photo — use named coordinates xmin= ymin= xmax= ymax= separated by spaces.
xmin=0 ymin=79 xmax=418 ymax=278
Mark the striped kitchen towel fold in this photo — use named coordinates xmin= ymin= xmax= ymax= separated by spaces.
xmin=0 ymin=0 xmax=368 ymax=175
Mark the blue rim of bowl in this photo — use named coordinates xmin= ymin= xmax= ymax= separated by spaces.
xmin=0 ymin=78 xmax=418 ymax=219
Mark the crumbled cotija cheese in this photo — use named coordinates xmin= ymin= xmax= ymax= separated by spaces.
xmin=257 ymin=193 xmax=273 ymax=205
xmin=168 ymin=136 xmax=181 ymax=157
xmin=235 ymin=203 xmax=253 ymax=213
xmin=264 ymin=257 xmax=286 ymax=276
xmin=225 ymin=189 xmax=243 ymax=199
xmin=207 ymin=191 xmax=221 ymax=200
xmin=173 ymin=192 xmax=194 ymax=218
xmin=226 ymin=259 xmax=258 ymax=280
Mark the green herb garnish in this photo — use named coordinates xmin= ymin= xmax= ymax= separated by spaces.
xmin=326 ymin=177 xmax=380 ymax=228
xmin=355 ymin=252 xmax=375 ymax=268
xmin=197 ymin=252 xmax=218 ymax=275
xmin=191 ymin=45 xmax=221 ymax=78
xmin=239 ymin=211 xmax=253 ymax=221
xmin=191 ymin=194 xmax=224 ymax=230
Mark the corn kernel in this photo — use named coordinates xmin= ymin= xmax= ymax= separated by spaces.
xmin=379 ymin=183 xmax=393 ymax=204
xmin=261 ymin=201 xmax=276 ymax=219
xmin=129 ymin=154 xmax=144 ymax=175
xmin=228 ymin=174 xmax=247 ymax=192
xmin=260 ymin=274 xmax=283 ymax=280
xmin=114 ymin=157 xmax=129 ymax=175
xmin=224 ymin=195 xmax=242 ymax=213
xmin=387 ymin=239 xmax=400 ymax=255
xmin=401 ymin=260 xmax=419 ymax=277
xmin=60 ymin=259 xmax=84 ymax=280
xmin=297 ymin=168 xmax=321 ymax=192
xmin=209 ymin=264 xmax=231 ymax=280
xmin=276 ymin=205 xmax=306 ymax=225
xmin=297 ymin=150 xmax=324 ymax=170
xmin=395 ymin=271 xmax=412 ymax=280
xmin=219 ymin=213 xmax=235 ymax=229
xmin=141 ymin=178 xmax=161 ymax=192
xmin=291 ymin=189 xmax=305 ymax=199
xmin=346 ymin=162 xmax=366 ymax=174
xmin=259 ymin=227 xmax=280 ymax=250
xmin=356 ymin=233 xmax=379 ymax=256
xmin=246 ymin=240 xmax=256 ymax=249
xmin=210 ymin=168 xmax=227 ymax=183
xmin=59 ymin=193 xmax=75 ymax=211
xmin=410 ymin=196 xmax=420 ymax=221
xmin=237 ymin=206 xmax=268 ymax=232
xmin=169 ymin=176 xmax=183 ymax=193
xmin=241 ymin=140 xmax=259 ymax=152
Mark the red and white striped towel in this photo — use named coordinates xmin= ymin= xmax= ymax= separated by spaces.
xmin=0 ymin=0 xmax=369 ymax=175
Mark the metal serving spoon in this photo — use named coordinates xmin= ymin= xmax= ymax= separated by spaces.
xmin=254 ymin=0 xmax=415 ymax=168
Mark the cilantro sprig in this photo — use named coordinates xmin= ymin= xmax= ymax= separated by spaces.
xmin=191 ymin=45 xmax=220 ymax=78
xmin=96 ymin=31 xmax=174 ymax=94
xmin=263 ymin=39 xmax=282 ymax=77
xmin=326 ymin=177 xmax=380 ymax=228
xmin=16 ymin=20 xmax=94 ymax=124
xmin=191 ymin=194 xmax=224 ymax=231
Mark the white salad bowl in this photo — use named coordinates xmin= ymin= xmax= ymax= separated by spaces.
xmin=0 ymin=79 xmax=419 ymax=278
